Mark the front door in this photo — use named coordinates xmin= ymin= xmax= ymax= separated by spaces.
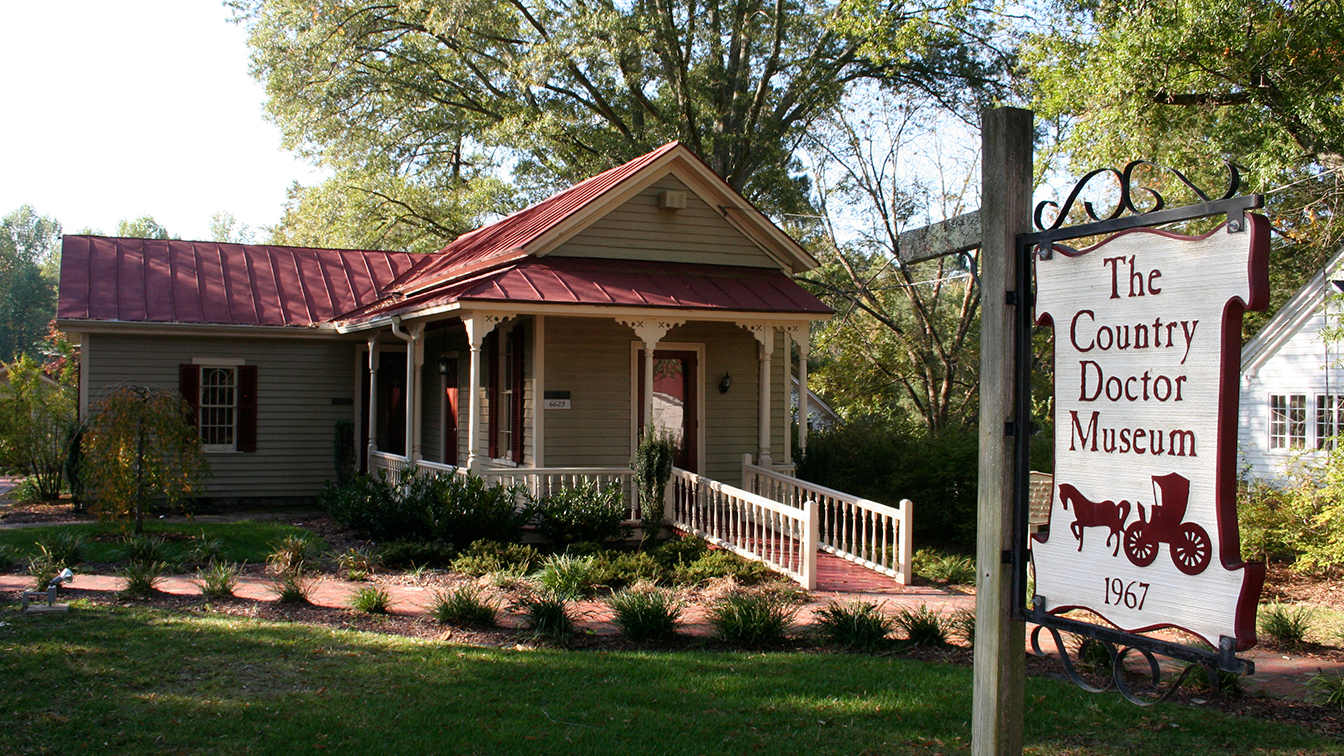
xmin=442 ymin=357 xmax=459 ymax=466
xmin=638 ymin=350 xmax=697 ymax=472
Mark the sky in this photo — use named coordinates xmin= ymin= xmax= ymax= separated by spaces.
xmin=0 ymin=1 xmax=325 ymax=242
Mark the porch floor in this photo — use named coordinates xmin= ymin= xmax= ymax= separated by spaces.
xmin=814 ymin=551 xmax=904 ymax=593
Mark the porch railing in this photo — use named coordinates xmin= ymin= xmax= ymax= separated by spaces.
xmin=742 ymin=454 xmax=913 ymax=585
xmin=369 ymin=451 xmax=412 ymax=479
xmin=470 ymin=466 xmax=639 ymax=523
xmin=670 ymin=467 xmax=817 ymax=589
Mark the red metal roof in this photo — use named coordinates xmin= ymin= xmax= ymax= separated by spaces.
xmin=386 ymin=141 xmax=684 ymax=294
xmin=342 ymin=256 xmax=832 ymax=322
xmin=58 ymin=236 xmax=426 ymax=328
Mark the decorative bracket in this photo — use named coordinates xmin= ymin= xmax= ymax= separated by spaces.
xmin=465 ymin=312 xmax=516 ymax=349
xmin=736 ymin=321 xmax=776 ymax=354
xmin=618 ymin=318 xmax=684 ymax=349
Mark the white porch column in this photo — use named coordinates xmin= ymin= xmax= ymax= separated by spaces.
xmin=617 ymin=318 xmax=684 ymax=435
xmin=738 ymin=322 xmax=775 ymax=467
xmin=796 ymin=327 xmax=810 ymax=456
xmin=410 ymin=322 xmax=425 ymax=462
xmin=463 ymin=313 xmax=509 ymax=471
xmin=366 ymin=336 xmax=379 ymax=463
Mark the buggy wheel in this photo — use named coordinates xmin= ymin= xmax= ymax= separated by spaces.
xmin=1123 ymin=522 xmax=1157 ymax=567
xmin=1171 ymin=523 xmax=1212 ymax=575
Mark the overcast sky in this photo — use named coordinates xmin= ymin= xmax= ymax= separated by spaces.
xmin=0 ymin=1 xmax=325 ymax=241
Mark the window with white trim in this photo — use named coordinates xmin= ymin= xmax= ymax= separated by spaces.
xmin=1270 ymin=394 xmax=1306 ymax=449
xmin=1318 ymin=394 xmax=1344 ymax=450
xmin=199 ymin=367 xmax=237 ymax=450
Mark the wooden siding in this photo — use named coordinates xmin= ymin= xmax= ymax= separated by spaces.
xmin=1239 ymin=303 xmax=1344 ymax=481
xmin=549 ymin=176 xmax=780 ymax=269
xmin=87 ymin=333 xmax=357 ymax=499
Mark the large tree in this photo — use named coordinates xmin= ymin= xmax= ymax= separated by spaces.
xmin=1025 ymin=0 xmax=1344 ymax=325
xmin=229 ymin=0 xmax=1005 ymax=249
xmin=0 ymin=206 xmax=61 ymax=362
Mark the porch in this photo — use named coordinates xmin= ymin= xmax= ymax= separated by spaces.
xmin=369 ymin=449 xmax=914 ymax=590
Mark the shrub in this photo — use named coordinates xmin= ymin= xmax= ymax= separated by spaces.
xmin=196 ymin=561 xmax=240 ymax=598
xmin=333 ymin=547 xmax=382 ymax=580
xmin=607 ymin=583 xmax=682 ymax=640
xmin=35 ymin=531 xmax=85 ymax=567
xmin=1236 ymin=446 xmax=1344 ymax=572
xmin=1259 ymin=601 xmax=1316 ymax=646
xmin=894 ymin=603 xmax=951 ymax=647
xmin=119 ymin=560 xmax=166 ymax=597
xmin=0 ymin=354 xmax=79 ymax=501
xmin=535 ymin=553 xmax=601 ymax=599
xmin=708 ymin=590 xmax=797 ymax=648
xmin=632 ymin=428 xmax=675 ymax=544
xmin=590 ymin=550 xmax=664 ymax=589
xmin=451 ymin=540 xmax=539 ymax=576
xmin=531 ymin=480 xmax=630 ymax=547
xmin=651 ymin=535 xmax=709 ymax=568
xmin=1308 ymin=670 xmax=1344 ymax=710
xmin=347 ymin=585 xmax=392 ymax=614
xmin=414 ymin=472 xmax=529 ymax=545
xmin=430 ymin=585 xmax=499 ymax=626
xmin=119 ymin=534 xmax=180 ymax=568
xmin=267 ymin=535 xmax=320 ymax=574
xmin=319 ymin=472 xmax=421 ymax=542
xmin=814 ymin=600 xmax=894 ymax=650
xmin=512 ymin=593 xmax=575 ymax=642
xmin=672 ymin=550 xmax=774 ymax=586
xmin=912 ymin=549 xmax=976 ymax=585
xmin=268 ymin=571 xmax=312 ymax=604
xmin=378 ymin=539 xmax=456 ymax=569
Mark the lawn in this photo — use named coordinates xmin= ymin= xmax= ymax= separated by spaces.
xmin=0 ymin=603 xmax=1337 ymax=756
xmin=0 ymin=520 xmax=325 ymax=565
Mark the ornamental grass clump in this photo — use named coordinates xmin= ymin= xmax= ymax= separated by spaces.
xmin=196 ymin=561 xmax=240 ymax=599
xmin=708 ymin=589 xmax=797 ymax=648
xmin=894 ymin=603 xmax=951 ymax=647
xmin=430 ymin=584 xmax=499 ymax=627
xmin=35 ymin=531 xmax=86 ymax=568
xmin=267 ymin=535 xmax=320 ymax=574
xmin=118 ymin=560 xmax=167 ymax=597
xmin=606 ymin=583 xmax=683 ymax=641
xmin=950 ymin=607 xmax=976 ymax=648
xmin=814 ymin=600 xmax=895 ymax=650
xmin=333 ymin=546 xmax=382 ymax=581
xmin=347 ymin=585 xmax=392 ymax=614
xmin=268 ymin=570 xmax=313 ymax=604
xmin=512 ymin=592 xmax=576 ymax=642
xmin=1259 ymin=601 xmax=1317 ymax=646
xmin=535 ymin=553 xmax=601 ymax=599
xmin=28 ymin=553 xmax=62 ymax=591
xmin=1308 ymin=670 xmax=1344 ymax=710
xmin=912 ymin=549 xmax=976 ymax=586
xmin=120 ymin=534 xmax=179 ymax=568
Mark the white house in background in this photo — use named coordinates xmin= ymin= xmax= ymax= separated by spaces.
xmin=1239 ymin=249 xmax=1344 ymax=481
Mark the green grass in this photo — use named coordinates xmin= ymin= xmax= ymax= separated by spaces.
xmin=0 ymin=521 xmax=325 ymax=566
xmin=0 ymin=604 xmax=1336 ymax=755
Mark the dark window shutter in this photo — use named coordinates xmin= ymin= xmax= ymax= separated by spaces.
xmin=487 ymin=331 xmax=499 ymax=459
xmin=238 ymin=365 xmax=258 ymax=453
xmin=511 ymin=325 xmax=525 ymax=464
xmin=179 ymin=364 xmax=199 ymax=427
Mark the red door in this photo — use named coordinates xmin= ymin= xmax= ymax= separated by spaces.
xmin=638 ymin=350 xmax=697 ymax=472
xmin=443 ymin=357 xmax=459 ymax=466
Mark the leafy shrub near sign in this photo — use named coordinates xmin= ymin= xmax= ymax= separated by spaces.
xmin=607 ymin=583 xmax=683 ymax=641
xmin=535 ymin=553 xmax=602 ymax=599
xmin=797 ymin=420 xmax=979 ymax=551
xmin=319 ymin=472 xmax=420 ymax=541
xmin=912 ymin=549 xmax=976 ymax=585
xmin=430 ymin=584 xmax=499 ymax=627
xmin=894 ymin=603 xmax=951 ymax=647
xmin=1237 ymin=448 xmax=1344 ymax=572
xmin=814 ymin=600 xmax=895 ymax=650
xmin=531 ymin=480 xmax=630 ymax=547
xmin=1259 ymin=601 xmax=1316 ymax=646
xmin=708 ymin=588 xmax=798 ymax=648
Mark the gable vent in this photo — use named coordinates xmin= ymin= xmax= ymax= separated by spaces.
xmin=658 ymin=190 xmax=687 ymax=210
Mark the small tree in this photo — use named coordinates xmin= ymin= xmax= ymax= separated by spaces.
xmin=0 ymin=354 xmax=78 ymax=499
xmin=82 ymin=387 xmax=209 ymax=534
xmin=632 ymin=428 xmax=676 ymax=547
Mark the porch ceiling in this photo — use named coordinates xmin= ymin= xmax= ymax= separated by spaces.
xmin=339 ymin=256 xmax=832 ymax=324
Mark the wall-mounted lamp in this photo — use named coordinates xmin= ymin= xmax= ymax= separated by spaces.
xmin=718 ymin=372 xmax=733 ymax=394
xmin=437 ymin=357 xmax=452 ymax=376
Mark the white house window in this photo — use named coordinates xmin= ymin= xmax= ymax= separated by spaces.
xmin=1318 ymin=395 xmax=1344 ymax=450
xmin=199 ymin=367 xmax=237 ymax=449
xmin=1270 ymin=394 xmax=1306 ymax=449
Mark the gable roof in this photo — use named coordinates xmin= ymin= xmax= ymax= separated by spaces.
xmin=58 ymin=236 xmax=425 ymax=328
xmin=1242 ymin=247 xmax=1344 ymax=376
xmin=384 ymin=141 xmax=818 ymax=298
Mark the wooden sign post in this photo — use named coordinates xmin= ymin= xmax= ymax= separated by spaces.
xmin=972 ymin=107 xmax=1033 ymax=756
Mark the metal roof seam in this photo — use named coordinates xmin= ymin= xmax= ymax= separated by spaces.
xmin=242 ymin=244 xmax=263 ymax=325
xmin=293 ymin=252 xmax=315 ymax=326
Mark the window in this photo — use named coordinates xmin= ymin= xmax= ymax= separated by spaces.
xmin=487 ymin=325 xmax=525 ymax=464
xmin=180 ymin=363 xmax=257 ymax=452
xmin=199 ymin=367 xmax=236 ymax=448
xmin=1319 ymin=395 xmax=1344 ymax=450
xmin=1270 ymin=394 xmax=1306 ymax=450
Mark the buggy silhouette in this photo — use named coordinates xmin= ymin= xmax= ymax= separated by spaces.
xmin=1121 ymin=473 xmax=1212 ymax=575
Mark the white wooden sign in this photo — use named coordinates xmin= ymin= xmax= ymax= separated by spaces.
xmin=1032 ymin=215 xmax=1269 ymax=650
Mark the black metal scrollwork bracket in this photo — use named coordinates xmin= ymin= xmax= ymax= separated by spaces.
xmin=1010 ymin=159 xmax=1264 ymax=706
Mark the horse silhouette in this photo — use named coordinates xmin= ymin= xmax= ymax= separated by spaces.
xmin=1057 ymin=483 xmax=1131 ymax=557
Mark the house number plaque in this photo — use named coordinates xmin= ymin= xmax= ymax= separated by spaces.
xmin=1032 ymin=216 xmax=1270 ymax=650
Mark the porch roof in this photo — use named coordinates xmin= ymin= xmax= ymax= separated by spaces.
xmin=340 ymin=256 xmax=832 ymax=323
